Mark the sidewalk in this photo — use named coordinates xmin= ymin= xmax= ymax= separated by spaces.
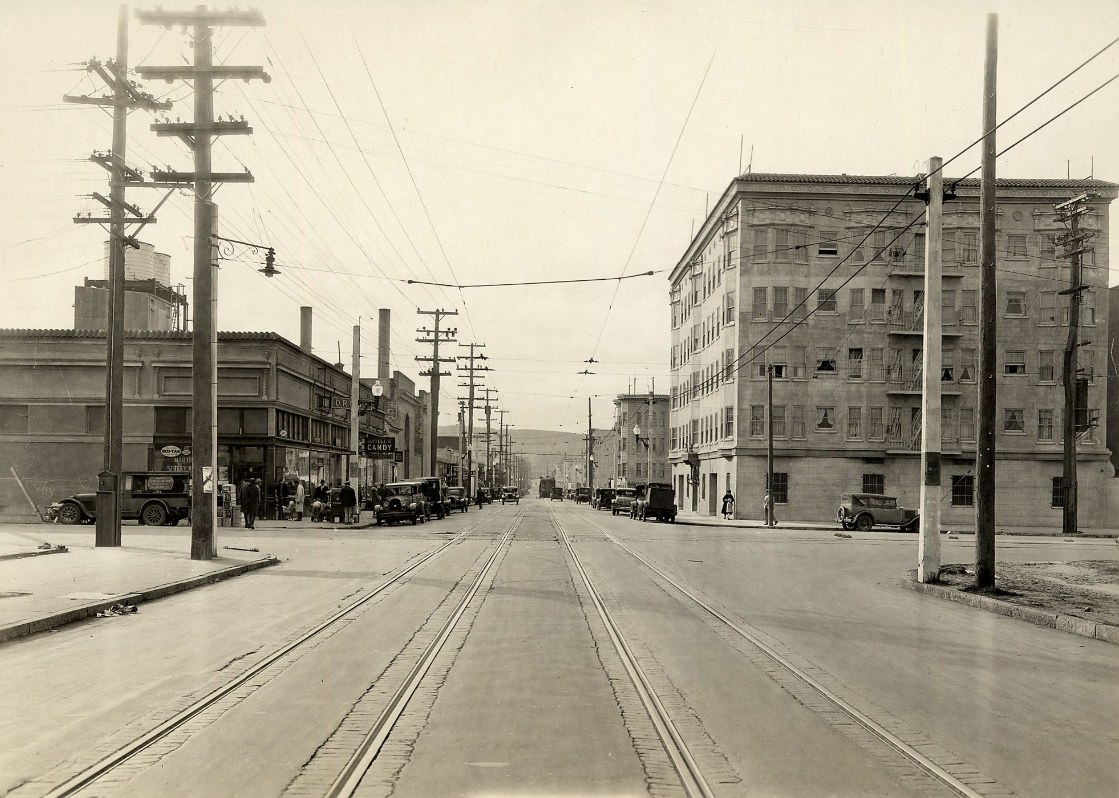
xmin=0 ymin=525 xmax=279 ymax=644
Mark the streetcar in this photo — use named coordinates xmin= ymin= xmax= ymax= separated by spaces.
xmin=538 ymin=476 xmax=556 ymax=499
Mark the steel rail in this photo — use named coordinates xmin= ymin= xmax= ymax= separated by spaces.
xmin=552 ymin=509 xmax=716 ymax=798
xmin=585 ymin=515 xmax=986 ymax=798
xmin=325 ymin=508 xmax=524 ymax=797
xmin=43 ymin=517 xmax=494 ymax=798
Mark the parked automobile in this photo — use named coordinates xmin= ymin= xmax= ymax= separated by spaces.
xmin=592 ymin=488 xmax=616 ymax=511
xmin=837 ymin=493 xmax=918 ymax=531
xmin=549 ymin=487 xmax=564 ymax=501
xmin=574 ymin=487 xmax=592 ymax=504
xmin=611 ymin=487 xmax=638 ymax=516
xmin=374 ymin=481 xmax=426 ymax=525
xmin=49 ymin=471 xmax=191 ymax=526
xmin=413 ymin=477 xmax=446 ymax=520
xmin=638 ymin=483 xmax=677 ymax=522
xmin=445 ymin=486 xmax=469 ymax=513
xmin=500 ymin=485 xmax=520 ymax=504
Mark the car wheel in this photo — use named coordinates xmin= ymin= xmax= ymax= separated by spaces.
xmin=141 ymin=503 xmax=167 ymax=526
xmin=855 ymin=514 xmax=873 ymax=532
xmin=57 ymin=503 xmax=83 ymax=525
xmin=904 ymin=518 xmax=919 ymax=532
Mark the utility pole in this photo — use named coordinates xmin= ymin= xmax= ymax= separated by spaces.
xmin=918 ymin=156 xmax=944 ymax=583
xmin=767 ymin=364 xmax=774 ymax=515
xmin=481 ymin=387 xmax=497 ymax=489
xmin=416 ymin=309 xmax=458 ymax=478
xmin=457 ymin=343 xmax=488 ymax=495
xmin=1055 ymin=192 xmax=1096 ymax=535
xmin=975 ymin=13 xmax=998 ymax=589
xmin=137 ymin=6 xmax=266 ymax=560
xmin=495 ymin=410 xmax=508 ymax=485
xmin=587 ymin=398 xmax=595 ymax=491
xmin=65 ymin=5 xmax=170 ymax=548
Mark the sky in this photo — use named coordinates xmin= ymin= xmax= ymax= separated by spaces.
xmin=2 ymin=0 xmax=1117 ymax=435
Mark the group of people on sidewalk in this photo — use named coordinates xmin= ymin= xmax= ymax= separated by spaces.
xmin=235 ymin=477 xmax=359 ymax=526
xmin=720 ymin=489 xmax=778 ymax=526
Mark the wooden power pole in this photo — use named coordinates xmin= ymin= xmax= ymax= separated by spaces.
xmin=136 ymin=6 xmax=267 ymax=560
xmin=416 ymin=309 xmax=458 ymax=478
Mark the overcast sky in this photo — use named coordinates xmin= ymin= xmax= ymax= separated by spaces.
xmin=2 ymin=0 xmax=1117 ymax=435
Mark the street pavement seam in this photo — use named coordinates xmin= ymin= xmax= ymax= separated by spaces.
xmin=0 ymin=555 xmax=279 ymax=645
xmin=899 ymin=573 xmax=1119 ymax=646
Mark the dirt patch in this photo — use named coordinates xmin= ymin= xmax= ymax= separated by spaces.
xmin=935 ymin=560 xmax=1119 ymax=628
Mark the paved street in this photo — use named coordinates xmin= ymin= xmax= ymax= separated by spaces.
xmin=0 ymin=505 xmax=1116 ymax=797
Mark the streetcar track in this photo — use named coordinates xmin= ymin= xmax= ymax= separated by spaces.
xmin=550 ymin=507 xmax=716 ymax=798
xmin=39 ymin=513 xmax=501 ymax=798
xmin=573 ymin=508 xmax=1008 ymax=798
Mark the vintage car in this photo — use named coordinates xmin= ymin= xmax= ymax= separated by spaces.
xmin=444 ymin=486 xmax=469 ymax=513
xmin=638 ymin=483 xmax=676 ymax=523
xmin=479 ymin=487 xmax=493 ymax=504
xmin=574 ymin=487 xmax=592 ymax=504
xmin=592 ymin=488 xmax=616 ymax=511
xmin=837 ymin=493 xmax=919 ymax=531
xmin=500 ymin=485 xmax=520 ymax=504
xmin=414 ymin=477 xmax=446 ymax=519
xmin=611 ymin=487 xmax=638 ymax=516
xmin=549 ymin=486 xmax=564 ymax=501
xmin=49 ymin=471 xmax=192 ymax=526
xmin=374 ymin=481 xmax=427 ymax=525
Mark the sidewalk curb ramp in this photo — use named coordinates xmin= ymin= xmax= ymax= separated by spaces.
xmin=900 ymin=571 xmax=1119 ymax=646
xmin=0 ymin=555 xmax=279 ymax=645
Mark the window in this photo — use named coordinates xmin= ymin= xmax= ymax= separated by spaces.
xmin=1003 ymin=408 xmax=1025 ymax=433
xmin=870 ymin=288 xmax=886 ymax=322
xmin=791 ymin=346 xmax=807 ymax=379
xmin=750 ymin=405 xmax=765 ymax=437
xmin=847 ymin=348 xmax=863 ymax=379
xmin=849 ymin=288 xmax=864 ymax=321
xmin=961 ymin=232 xmax=978 ymax=265
xmin=960 ymin=348 xmax=976 ymax=382
xmin=816 ymin=348 xmax=836 ymax=373
xmin=86 ymin=405 xmax=106 ymax=434
xmin=774 ymin=229 xmax=790 ymax=262
xmin=1040 ymin=233 xmax=1057 ymax=265
xmin=1004 ymin=350 xmax=1025 ymax=375
xmin=155 ymin=406 xmax=191 ymax=435
xmin=772 ymin=405 xmax=786 ymax=437
xmin=816 ymin=406 xmax=836 ymax=431
xmin=772 ymin=286 xmax=788 ymax=318
xmin=1007 ymin=233 xmax=1027 ymax=258
xmin=952 ymin=475 xmax=974 ymax=506
xmin=869 ymin=406 xmax=884 ymax=440
xmin=724 ymin=291 xmax=736 ymax=324
xmin=1038 ymin=409 xmax=1054 ymax=441
xmin=753 ymin=229 xmax=768 ymax=261
xmin=960 ymin=408 xmax=976 ymax=440
xmin=869 ymin=348 xmax=885 ymax=382
xmin=766 ymin=472 xmax=789 ymax=504
xmin=817 ymin=289 xmax=837 ymax=313
xmin=1039 ymin=292 xmax=1057 ymax=325
xmin=753 ymin=287 xmax=768 ymax=319
xmin=862 ymin=474 xmax=885 ymax=494
xmin=913 ymin=232 xmax=926 ymax=268
xmin=791 ymin=405 xmax=806 ymax=438
xmin=793 ymin=287 xmax=808 ymax=321
xmin=1005 ymin=291 xmax=1027 ymax=316
xmin=1039 ymin=350 xmax=1055 ymax=382
xmin=1051 ymin=477 xmax=1065 ymax=508
xmin=725 ymin=405 xmax=735 ymax=438
xmin=724 ymin=347 xmax=736 ymax=382
xmin=818 ymin=231 xmax=838 ymax=256
xmin=961 ymin=289 xmax=977 ymax=324
xmin=847 ymin=406 xmax=862 ymax=439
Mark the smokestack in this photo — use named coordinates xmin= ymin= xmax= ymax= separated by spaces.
xmin=378 ymin=308 xmax=390 ymax=379
xmin=300 ymin=307 xmax=312 ymax=354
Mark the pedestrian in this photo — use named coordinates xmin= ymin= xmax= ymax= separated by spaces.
xmin=340 ymin=481 xmax=358 ymax=524
xmin=241 ymin=478 xmax=261 ymax=529
xmin=475 ymin=487 xmax=484 ymax=508
xmin=763 ymin=490 xmax=778 ymax=527
xmin=721 ymin=489 xmax=735 ymax=520
xmin=294 ymin=479 xmax=305 ymax=521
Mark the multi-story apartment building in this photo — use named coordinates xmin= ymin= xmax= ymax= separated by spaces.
xmin=613 ymin=393 xmax=669 ymax=486
xmin=668 ymin=173 xmax=1115 ymax=527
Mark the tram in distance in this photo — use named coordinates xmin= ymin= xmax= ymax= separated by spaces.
xmin=538 ymin=476 xmax=556 ymax=499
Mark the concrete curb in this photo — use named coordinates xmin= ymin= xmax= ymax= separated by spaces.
xmin=0 ymin=545 xmax=69 ymax=562
xmin=0 ymin=555 xmax=279 ymax=645
xmin=899 ymin=571 xmax=1119 ymax=646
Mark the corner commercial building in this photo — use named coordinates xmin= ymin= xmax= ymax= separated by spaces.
xmin=668 ymin=173 xmax=1115 ymax=527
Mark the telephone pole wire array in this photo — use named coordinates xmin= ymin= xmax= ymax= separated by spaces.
xmin=65 ymin=7 xmax=171 ymax=549
xmin=135 ymin=5 xmax=268 ymax=560
xmin=456 ymin=343 xmax=488 ymax=494
xmin=416 ymin=308 xmax=458 ymax=478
